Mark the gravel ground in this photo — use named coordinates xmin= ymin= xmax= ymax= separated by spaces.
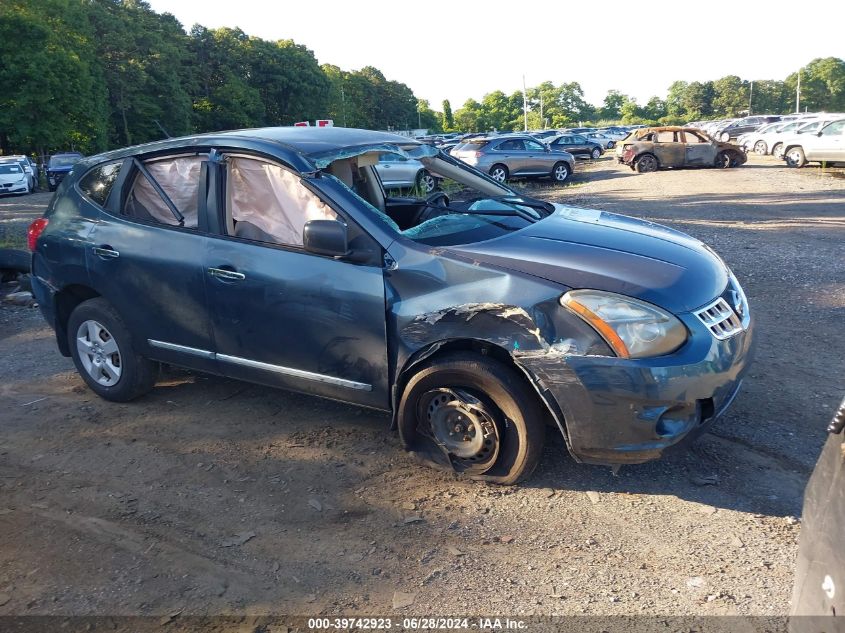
xmin=0 ymin=155 xmax=843 ymax=620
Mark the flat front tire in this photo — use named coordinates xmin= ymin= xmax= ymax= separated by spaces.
xmin=68 ymin=298 xmax=157 ymax=402
xmin=398 ymin=352 xmax=545 ymax=485
xmin=635 ymin=154 xmax=658 ymax=173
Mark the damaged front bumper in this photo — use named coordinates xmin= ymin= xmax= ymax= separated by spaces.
xmin=516 ymin=314 xmax=754 ymax=465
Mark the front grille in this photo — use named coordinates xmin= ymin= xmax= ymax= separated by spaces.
xmin=694 ymin=297 xmax=744 ymax=340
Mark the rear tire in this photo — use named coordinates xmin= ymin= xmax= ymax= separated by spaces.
xmin=398 ymin=352 xmax=545 ymax=485
xmin=68 ymin=298 xmax=157 ymax=402
xmin=590 ymin=147 xmax=602 ymax=160
xmin=785 ymin=146 xmax=807 ymax=168
xmin=416 ymin=169 xmax=436 ymax=194
xmin=772 ymin=142 xmax=784 ymax=159
xmin=754 ymin=140 xmax=768 ymax=154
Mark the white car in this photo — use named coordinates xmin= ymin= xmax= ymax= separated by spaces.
xmin=744 ymin=120 xmax=817 ymax=155
xmin=0 ymin=162 xmax=32 ymax=195
xmin=781 ymin=119 xmax=845 ymax=167
xmin=771 ymin=117 xmax=845 ymax=158
xmin=374 ymin=152 xmax=437 ymax=193
xmin=0 ymin=155 xmax=37 ymax=192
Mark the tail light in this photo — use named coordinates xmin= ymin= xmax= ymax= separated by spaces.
xmin=27 ymin=218 xmax=49 ymax=251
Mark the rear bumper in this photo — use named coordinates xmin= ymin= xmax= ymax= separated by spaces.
xmin=518 ymin=314 xmax=754 ymax=465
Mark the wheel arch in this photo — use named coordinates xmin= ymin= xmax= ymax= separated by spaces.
xmin=391 ymin=337 xmax=570 ymax=449
xmin=54 ymin=284 xmax=101 ymax=356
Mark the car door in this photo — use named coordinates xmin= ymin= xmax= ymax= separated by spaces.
xmin=571 ymin=135 xmax=592 ymax=155
xmin=203 ymin=153 xmax=389 ymax=409
xmin=808 ymin=120 xmax=845 ymax=162
xmin=86 ymin=153 xmax=218 ymax=373
xmin=523 ymin=138 xmax=551 ymax=174
xmin=683 ymin=130 xmax=717 ymax=166
xmin=653 ymin=130 xmax=686 ymax=166
xmin=495 ymin=139 xmax=526 ymax=175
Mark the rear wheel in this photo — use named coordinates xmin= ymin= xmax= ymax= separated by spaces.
xmin=772 ymin=142 xmax=784 ymax=159
xmin=785 ymin=146 xmax=807 ymax=168
xmin=416 ymin=169 xmax=436 ymax=194
xmin=590 ymin=147 xmax=602 ymax=160
xmin=489 ymin=164 xmax=509 ymax=183
xmin=68 ymin=298 xmax=157 ymax=402
xmin=635 ymin=154 xmax=658 ymax=173
xmin=551 ymin=161 xmax=571 ymax=183
xmin=754 ymin=140 xmax=768 ymax=154
xmin=398 ymin=352 xmax=545 ymax=485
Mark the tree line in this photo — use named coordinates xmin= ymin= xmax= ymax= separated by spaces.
xmin=1 ymin=0 xmax=843 ymax=156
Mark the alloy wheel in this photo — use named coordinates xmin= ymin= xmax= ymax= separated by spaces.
xmin=76 ymin=319 xmax=122 ymax=386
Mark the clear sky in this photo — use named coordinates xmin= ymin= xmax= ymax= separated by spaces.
xmin=147 ymin=0 xmax=845 ymax=110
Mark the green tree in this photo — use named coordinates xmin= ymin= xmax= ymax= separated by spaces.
xmin=786 ymin=57 xmax=845 ymax=112
xmin=0 ymin=0 xmax=108 ymax=155
xmin=712 ymin=75 xmax=749 ymax=117
xmin=442 ymin=99 xmax=453 ymax=131
xmin=600 ymin=90 xmax=627 ymax=120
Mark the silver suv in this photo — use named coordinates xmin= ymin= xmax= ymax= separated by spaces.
xmin=452 ymin=134 xmax=575 ymax=183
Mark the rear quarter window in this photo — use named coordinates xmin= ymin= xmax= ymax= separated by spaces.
xmin=79 ymin=161 xmax=122 ymax=206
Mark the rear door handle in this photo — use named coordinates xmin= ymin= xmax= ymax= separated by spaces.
xmin=208 ymin=267 xmax=246 ymax=281
xmin=92 ymin=246 xmax=120 ymax=259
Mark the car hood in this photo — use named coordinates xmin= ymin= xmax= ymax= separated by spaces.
xmin=447 ymin=204 xmax=729 ymax=314
xmin=0 ymin=172 xmax=26 ymax=185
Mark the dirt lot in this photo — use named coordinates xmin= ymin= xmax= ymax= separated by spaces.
xmin=0 ymin=155 xmax=843 ymax=620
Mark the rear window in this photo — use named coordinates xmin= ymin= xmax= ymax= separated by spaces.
xmin=457 ymin=142 xmax=488 ymax=152
xmin=49 ymin=155 xmax=82 ymax=168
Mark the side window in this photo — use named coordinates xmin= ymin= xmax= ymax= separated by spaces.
xmin=656 ymin=131 xmax=677 ymax=143
xmin=226 ymin=156 xmax=337 ymax=247
xmin=684 ymin=132 xmax=705 ymax=144
xmin=525 ymin=140 xmax=544 ymax=151
xmin=497 ymin=139 xmax=524 ymax=151
xmin=822 ymin=120 xmax=845 ymax=135
xmin=79 ymin=161 xmax=122 ymax=206
xmin=124 ymin=155 xmax=205 ymax=228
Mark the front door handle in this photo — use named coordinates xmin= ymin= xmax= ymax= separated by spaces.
xmin=92 ymin=246 xmax=120 ymax=259
xmin=208 ymin=267 xmax=246 ymax=281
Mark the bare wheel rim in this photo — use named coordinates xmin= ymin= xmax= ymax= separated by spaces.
xmin=419 ymin=172 xmax=436 ymax=193
xmin=490 ymin=167 xmax=506 ymax=182
xmin=418 ymin=387 xmax=500 ymax=473
xmin=554 ymin=164 xmax=569 ymax=181
xmin=76 ymin=319 xmax=122 ymax=386
xmin=639 ymin=156 xmax=657 ymax=172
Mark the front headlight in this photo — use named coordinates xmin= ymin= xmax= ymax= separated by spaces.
xmin=560 ymin=290 xmax=688 ymax=358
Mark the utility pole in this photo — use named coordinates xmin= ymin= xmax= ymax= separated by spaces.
xmin=540 ymin=92 xmax=544 ymax=128
xmin=341 ymin=86 xmax=347 ymax=127
xmin=796 ymin=69 xmax=801 ymax=113
xmin=522 ymin=75 xmax=528 ymax=131
xmin=748 ymin=81 xmax=753 ymax=115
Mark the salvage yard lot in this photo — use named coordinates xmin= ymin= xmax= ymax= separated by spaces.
xmin=0 ymin=155 xmax=843 ymax=617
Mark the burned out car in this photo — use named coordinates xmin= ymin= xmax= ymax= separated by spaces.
xmin=29 ymin=127 xmax=753 ymax=484
xmin=617 ymin=127 xmax=747 ymax=173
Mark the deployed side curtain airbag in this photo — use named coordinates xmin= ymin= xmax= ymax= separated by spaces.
xmin=227 ymin=157 xmax=336 ymax=246
xmin=131 ymin=156 xmax=204 ymax=228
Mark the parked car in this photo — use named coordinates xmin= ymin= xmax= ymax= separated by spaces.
xmin=451 ymin=134 xmax=576 ymax=183
xmin=737 ymin=121 xmax=789 ymax=153
xmin=46 ymin=152 xmax=84 ymax=191
xmin=781 ymin=119 xmax=845 ymax=167
xmin=717 ymin=115 xmax=782 ymax=142
xmin=617 ymin=127 xmax=747 ymax=172
xmin=790 ymin=396 xmax=845 ymax=620
xmin=0 ymin=162 xmax=31 ymax=195
xmin=772 ymin=117 xmax=844 ymax=159
xmin=374 ymin=153 xmax=437 ymax=193
xmin=28 ymin=126 xmax=753 ymax=484
xmin=743 ymin=119 xmax=818 ymax=155
xmin=0 ymin=155 xmax=37 ymax=193
xmin=581 ymin=132 xmax=617 ymax=149
xmin=545 ymin=134 xmax=604 ymax=159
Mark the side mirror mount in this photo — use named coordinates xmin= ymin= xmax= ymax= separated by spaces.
xmin=303 ymin=219 xmax=348 ymax=257
xmin=817 ymin=131 xmax=824 ymax=137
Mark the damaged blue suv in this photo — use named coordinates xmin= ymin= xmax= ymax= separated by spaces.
xmin=29 ymin=127 xmax=753 ymax=484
